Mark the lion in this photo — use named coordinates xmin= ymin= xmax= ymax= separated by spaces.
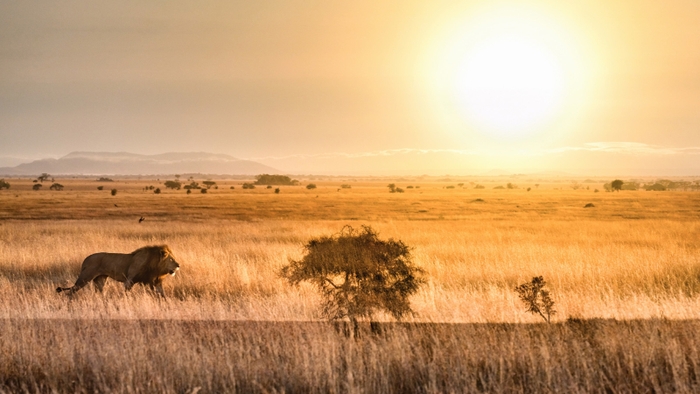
xmin=56 ymin=245 xmax=180 ymax=297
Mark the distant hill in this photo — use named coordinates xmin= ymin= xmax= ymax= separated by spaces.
xmin=0 ymin=151 xmax=279 ymax=176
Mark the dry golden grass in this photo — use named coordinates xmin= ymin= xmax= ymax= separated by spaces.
xmin=1 ymin=176 xmax=700 ymax=392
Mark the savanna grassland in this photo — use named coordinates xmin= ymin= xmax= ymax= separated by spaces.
xmin=1 ymin=176 xmax=700 ymax=393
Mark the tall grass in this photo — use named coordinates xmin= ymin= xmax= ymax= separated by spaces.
xmin=1 ymin=180 xmax=700 ymax=391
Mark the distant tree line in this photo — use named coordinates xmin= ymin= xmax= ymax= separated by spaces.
xmin=254 ymin=174 xmax=299 ymax=186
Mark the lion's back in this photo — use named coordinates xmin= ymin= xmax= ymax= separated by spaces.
xmin=81 ymin=252 xmax=134 ymax=281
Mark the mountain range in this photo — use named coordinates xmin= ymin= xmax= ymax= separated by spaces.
xmin=0 ymin=152 xmax=279 ymax=176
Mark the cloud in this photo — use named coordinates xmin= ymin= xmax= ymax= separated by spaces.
xmin=548 ymin=142 xmax=700 ymax=155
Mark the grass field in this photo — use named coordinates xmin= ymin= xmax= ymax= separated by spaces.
xmin=1 ymin=176 xmax=700 ymax=392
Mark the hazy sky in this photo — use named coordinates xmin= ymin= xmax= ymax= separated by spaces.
xmin=1 ymin=0 xmax=699 ymax=174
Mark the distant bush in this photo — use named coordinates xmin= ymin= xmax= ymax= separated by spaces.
xmin=457 ymin=183 xmax=464 ymax=187
xmin=203 ymin=181 xmax=216 ymax=189
xmin=164 ymin=180 xmax=181 ymax=190
xmin=340 ymin=184 xmax=352 ymax=189
xmin=97 ymin=186 xmax=104 ymax=191
xmin=111 ymin=189 xmax=117 ymax=196
xmin=406 ymin=186 xmax=414 ymax=189
xmin=32 ymin=184 xmax=42 ymax=191
xmin=183 ymin=182 xmax=201 ymax=190
xmin=527 ymin=187 xmax=531 ymax=191
xmin=280 ymin=225 xmax=425 ymax=324
xmin=242 ymin=183 xmax=255 ymax=189
xmin=49 ymin=183 xmax=64 ymax=191
xmin=594 ymin=189 xmax=599 ymax=193
xmin=445 ymin=185 xmax=455 ymax=189
xmin=415 ymin=186 xmax=420 ymax=189
xmin=266 ymin=185 xmax=272 ymax=189
xmin=274 ymin=188 xmax=280 ymax=194
xmin=201 ymin=188 xmax=207 ymax=194
xmin=230 ymin=186 xmax=235 ymax=189
xmin=255 ymin=174 xmax=298 ymax=185
xmin=611 ymin=179 xmax=624 ymax=191
xmin=493 ymin=186 xmax=505 ymax=189
xmin=507 ymin=183 xmax=517 ymax=189
xmin=395 ymin=187 xmax=404 ymax=193
xmin=474 ymin=184 xmax=485 ymax=189
xmin=306 ymin=184 xmax=317 ymax=190
xmin=186 ymin=189 xmax=191 ymax=194
xmin=515 ymin=276 xmax=556 ymax=323
xmin=37 ymin=173 xmax=51 ymax=183
xmin=0 ymin=179 xmax=9 ymax=190
xmin=97 ymin=177 xmax=113 ymax=182
xmin=154 ymin=188 xmax=161 ymax=194
xmin=645 ymin=183 xmax=666 ymax=191
xmin=584 ymin=203 xmax=595 ymax=208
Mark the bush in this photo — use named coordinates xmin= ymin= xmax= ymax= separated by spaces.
xmin=254 ymin=174 xmax=298 ymax=185
xmin=0 ymin=179 xmax=9 ymax=190
xmin=111 ymin=189 xmax=117 ymax=196
xmin=97 ymin=186 xmax=104 ymax=191
xmin=340 ymin=184 xmax=352 ymax=189
xmin=274 ymin=188 xmax=280 ymax=194
xmin=183 ymin=181 xmax=201 ymax=190
xmin=186 ymin=189 xmax=191 ymax=194
xmin=201 ymin=188 xmax=207 ymax=194
xmin=97 ymin=177 xmax=113 ymax=182
xmin=230 ymin=186 xmax=235 ymax=190
xmin=32 ymin=184 xmax=42 ymax=191
xmin=645 ymin=183 xmax=666 ymax=191
xmin=266 ymin=185 xmax=272 ymax=189
xmin=242 ymin=183 xmax=255 ymax=189
xmin=395 ymin=188 xmax=404 ymax=193
xmin=281 ymin=226 xmax=425 ymax=323
xmin=515 ymin=276 xmax=556 ymax=323
xmin=49 ymin=183 xmax=64 ymax=191
xmin=474 ymin=185 xmax=485 ymax=189
xmin=164 ymin=181 xmax=181 ymax=190
xmin=406 ymin=186 xmax=413 ymax=189
xmin=203 ymin=181 xmax=216 ymax=189
xmin=154 ymin=188 xmax=161 ymax=194
xmin=493 ymin=186 xmax=505 ymax=189
xmin=306 ymin=184 xmax=317 ymax=190
xmin=611 ymin=179 xmax=624 ymax=191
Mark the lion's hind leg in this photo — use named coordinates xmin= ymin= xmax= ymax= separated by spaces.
xmin=93 ymin=275 xmax=108 ymax=292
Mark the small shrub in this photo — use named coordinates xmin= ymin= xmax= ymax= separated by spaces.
xmin=515 ymin=276 xmax=556 ymax=323
xmin=507 ymin=183 xmax=517 ymax=189
xmin=274 ymin=188 xmax=280 ymax=194
xmin=395 ymin=187 xmax=404 ymax=193
xmin=186 ymin=189 xmax=191 ymax=194
xmin=97 ymin=186 xmax=104 ymax=191
xmin=0 ymin=179 xmax=10 ymax=190
xmin=340 ymin=184 xmax=352 ymax=189
xmin=201 ymin=188 xmax=207 ymax=194
xmin=97 ymin=177 xmax=114 ymax=182
xmin=242 ymin=183 xmax=255 ymax=189
xmin=154 ymin=188 xmax=161 ymax=194
xmin=111 ymin=189 xmax=117 ymax=196
xmin=457 ymin=183 xmax=464 ymax=187
xmin=445 ymin=185 xmax=455 ymax=189
xmin=266 ymin=185 xmax=272 ymax=189
xmin=183 ymin=182 xmax=201 ymax=190
xmin=584 ymin=203 xmax=595 ymax=208
xmin=527 ymin=187 xmax=531 ymax=191
xmin=474 ymin=184 xmax=485 ymax=189
xmin=281 ymin=226 xmax=425 ymax=323
xmin=493 ymin=186 xmax=505 ymax=189
xmin=230 ymin=186 xmax=235 ymax=189
xmin=33 ymin=184 xmax=42 ymax=191
xmin=49 ymin=183 xmax=64 ymax=191
xmin=306 ymin=184 xmax=317 ymax=190
xmin=406 ymin=186 xmax=414 ymax=189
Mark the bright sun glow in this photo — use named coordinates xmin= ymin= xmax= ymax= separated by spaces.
xmin=427 ymin=6 xmax=593 ymax=142
xmin=454 ymin=35 xmax=564 ymax=136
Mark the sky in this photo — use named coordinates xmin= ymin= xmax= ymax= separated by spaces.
xmin=1 ymin=0 xmax=699 ymax=175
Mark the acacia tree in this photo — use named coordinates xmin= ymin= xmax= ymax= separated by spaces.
xmin=611 ymin=179 xmax=624 ymax=192
xmin=515 ymin=276 xmax=556 ymax=323
xmin=281 ymin=225 xmax=425 ymax=324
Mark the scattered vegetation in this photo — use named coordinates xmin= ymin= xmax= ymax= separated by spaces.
xmin=515 ymin=276 xmax=556 ymax=323
xmin=0 ymin=179 xmax=9 ymax=190
xmin=584 ymin=203 xmax=595 ymax=208
xmin=97 ymin=177 xmax=114 ymax=182
xmin=306 ymin=184 xmax=317 ymax=190
xmin=154 ymin=188 xmax=161 ymax=194
xmin=97 ymin=186 xmax=104 ymax=191
xmin=645 ymin=183 xmax=666 ymax=191
xmin=474 ymin=184 xmax=485 ymax=189
xmin=183 ymin=181 xmax=201 ymax=190
xmin=37 ymin=173 xmax=51 ymax=183
xmin=281 ymin=226 xmax=425 ymax=323
xmin=203 ymin=181 xmax=216 ymax=189
xmin=49 ymin=183 xmax=64 ymax=191
xmin=611 ymin=179 xmax=624 ymax=192
xmin=445 ymin=185 xmax=455 ymax=189
xmin=201 ymin=188 xmax=208 ymax=194
xmin=110 ymin=189 xmax=117 ymax=196
xmin=32 ymin=184 xmax=42 ymax=191
xmin=274 ymin=188 xmax=280 ymax=194
xmin=242 ymin=183 xmax=255 ymax=189
xmin=340 ymin=184 xmax=352 ymax=189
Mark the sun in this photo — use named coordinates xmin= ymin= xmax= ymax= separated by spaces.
xmin=426 ymin=6 xmax=592 ymax=142
xmin=454 ymin=35 xmax=564 ymax=138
